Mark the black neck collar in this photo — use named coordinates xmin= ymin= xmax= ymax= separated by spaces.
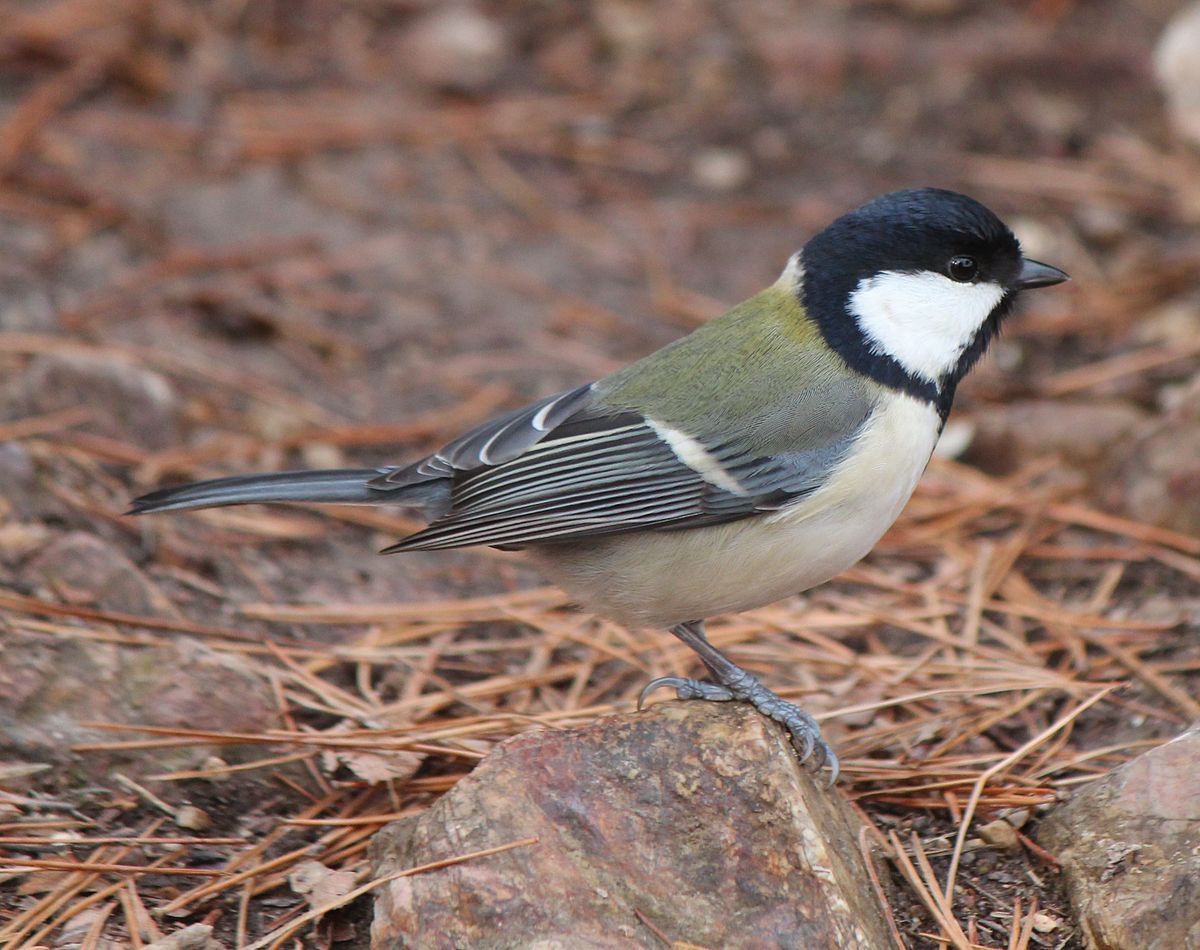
xmin=799 ymin=286 xmax=1015 ymax=424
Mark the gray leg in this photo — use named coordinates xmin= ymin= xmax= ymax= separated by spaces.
xmin=639 ymin=620 xmax=839 ymax=782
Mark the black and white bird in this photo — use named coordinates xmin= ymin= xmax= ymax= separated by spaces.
xmin=131 ymin=188 xmax=1069 ymax=780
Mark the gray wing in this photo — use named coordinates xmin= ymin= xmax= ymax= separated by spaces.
xmin=379 ymin=383 xmax=875 ymax=552
xmin=373 ymin=383 xmax=597 ymax=485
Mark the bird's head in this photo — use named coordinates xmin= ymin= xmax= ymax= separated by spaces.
xmin=793 ymin=188 xmax=1068 ymax=409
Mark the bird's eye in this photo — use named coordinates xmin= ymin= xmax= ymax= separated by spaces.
xmin=947 ymin=255 xmax=979 ymax=282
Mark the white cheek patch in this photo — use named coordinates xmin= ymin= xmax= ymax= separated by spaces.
xmin=848 ymin=270 xmax=1006 ymax=384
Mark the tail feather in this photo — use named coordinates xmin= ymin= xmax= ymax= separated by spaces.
xmin=129 ymin=468 xmax=397 ymax=514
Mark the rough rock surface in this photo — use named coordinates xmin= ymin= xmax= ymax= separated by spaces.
xmin=964 ymin=398 xmax=1149 ymax=477
xmin=12 ymin=351 xmax=181 ymax=449
xmin=370 ymin=702 xmax=892 ymax=950
xmin=1038 ymin=722 xmax=1200 ymax=950
xmin=25 ymin=531 xmax=178 ymax=617
xmin=1104 ymin=372 xmax=1200 ymax=533
xmin=0 ymin=635 xmax=278 ymax=772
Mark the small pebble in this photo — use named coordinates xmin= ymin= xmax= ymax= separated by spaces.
xmin=978 ymin=818 xmax=1021 ymax=850
xmin=404 ymin=5 xmax=509 ymax=94
xmin=691 ymin=147 xmax=751 ymax=192
xmin=1031 ymin=912 xmax=1060 ymax=933
xmin=1156 ymin=2 xmax=1200 ymax=146
xmin=175 ymin=804 xmax=212 ymax=831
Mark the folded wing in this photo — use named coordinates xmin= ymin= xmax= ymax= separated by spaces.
xmin=382 ymin=384 xmax=874 ymax=552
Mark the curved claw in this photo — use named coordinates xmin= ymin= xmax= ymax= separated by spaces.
xmin=789 ymin=732 xmax=839 ymax=785
xmin=787 ymin=725 xmax=816 ymax=763
xmin=639 ymin=676 xmax=737 ymax=709
xmin=824 ymin=747 xmax=841 ymax=787
xmin=638 ymin=676 xmax=689 ymax=711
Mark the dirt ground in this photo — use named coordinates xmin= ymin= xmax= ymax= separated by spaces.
xmin=1 ymin=1 xmax=1199 ymax=947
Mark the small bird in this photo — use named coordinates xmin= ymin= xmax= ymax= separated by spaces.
xmin=131 ymin=188 xmax=1068 ymax=781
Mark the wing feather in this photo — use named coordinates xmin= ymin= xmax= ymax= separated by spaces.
xmin=372 ymin=383 xmax=597 ymax=489
xmin=366 ymin=376 xmax=875 ymax=552
xmin=386 ymin=421 xmax=870 ymax=552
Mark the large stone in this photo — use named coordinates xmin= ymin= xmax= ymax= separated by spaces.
xmin=370 ymin=702 xmax=892 ymax=949
xmin=1104 ymin=372 xmax=1200 ymax=533
xmin=13 ymin=351 xmax=181 ymax=450
xmin=964 ymin=398 xmax=1149 ymax=476
xmin=0 ymin=440 xmax=44 ymax=525
xmin=0 ymin=635 xmax=278 ymax=773
xmin=24 ymin=531 xmax=177 ymax=617
xmin=1038 ymin=723 xmax=1200 ymax=949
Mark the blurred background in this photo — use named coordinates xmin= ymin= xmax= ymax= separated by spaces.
xmin=2 ymin=1 xmax=1199 ymax=946
xmin=2 ymin=0 xmax=1197 ymax=611
xmin=2 ymin=0 xmax=1198 ymax=518
xmin=2 ymin=1 xmax=1198 ymax=540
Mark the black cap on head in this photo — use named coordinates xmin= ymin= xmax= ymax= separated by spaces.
xmin=803 ymin=188 xmax=1024 ymax=291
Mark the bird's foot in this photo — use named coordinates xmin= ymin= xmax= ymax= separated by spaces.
xmin=639 ymin=669 xmax=839 ymax=783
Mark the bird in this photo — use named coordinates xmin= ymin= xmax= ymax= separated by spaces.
xmin=130 ymin=188 xmax=1069 ymax=782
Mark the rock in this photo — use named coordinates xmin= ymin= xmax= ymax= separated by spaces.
xmin=0 ymin=521 xmax=51 ymax=563
xmin=0 ymin=636 xmax=278 ymax=773
xmin=977 ymin=817 xmax=1020 ymax=850
xmin=1104 ymin=372 xmax=1200 ymax=533
xmin=965 ymin=372 xmax=1200 ymax=531
xmin=13 ymin=351 xmax=181 ymax=450
xmin=1134 ymin=300 xmax=1200 ymax=349
xmin=402 ymin=5 xmax=509 ymax=95
xmin=174 ymin=804 xmax=212 ymax=831
xmin=24 ymin=531 xmax=177 ymax=616
xmin=593 ymin=0 xmax=658 ymax=59
xmin=964 ymin=398 xmax=1149 ymax=476
xmin=1031 ymin=911 xmax=1062 ymax=934
xmin=1155 ymin=2 xmax=1200 ymax=147
xmin=370 ymin=702 xmax=892 ymax=949
xmin=690 ymin=147 xmax=752 ymax=193
xmin=1074 ymin=202 xmax=1133 ymax=248
xmin=0 ymin=441 xmax=47 ymax=525
xmin=1038 ymin=723 xmax=1200 ymax=950
xmin=0 ymin=440 xmax=36 ymax=489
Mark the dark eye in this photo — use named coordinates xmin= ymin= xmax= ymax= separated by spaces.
xmin=947 ymin=255 xmax=979 ymax=282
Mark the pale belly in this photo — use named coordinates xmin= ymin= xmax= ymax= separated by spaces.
xmin=530 ymin=395 xmax=941 ymax=630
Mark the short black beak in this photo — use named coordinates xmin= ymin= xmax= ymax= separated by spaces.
xmin=1018 ymin=258 xmax=1069 ymax=289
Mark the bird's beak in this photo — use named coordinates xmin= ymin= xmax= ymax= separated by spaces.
xmin=1017 ymin=258 xmax=1070 ymax=289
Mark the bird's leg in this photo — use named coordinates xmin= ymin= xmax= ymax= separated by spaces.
xmin=639 ymin=619 xmax=838 ymax=781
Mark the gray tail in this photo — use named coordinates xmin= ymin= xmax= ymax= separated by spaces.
xmin=129 ymin=468 xmax=394 ymax=514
